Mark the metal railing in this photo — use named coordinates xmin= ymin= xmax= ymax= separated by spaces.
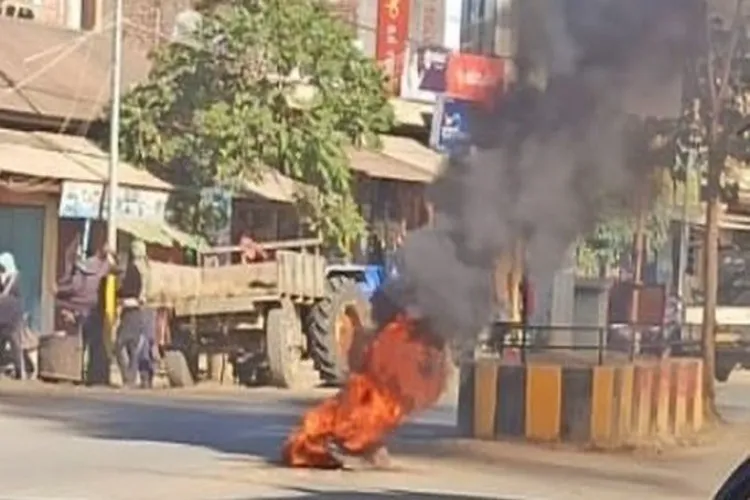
xmin=473 ymin=322 xmax=748 ymax=366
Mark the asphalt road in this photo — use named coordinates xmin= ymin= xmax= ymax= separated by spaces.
xmin=0 ymin=372 xmax=747 ymax=500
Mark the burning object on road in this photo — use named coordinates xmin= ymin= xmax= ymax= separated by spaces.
xmin=282 ymin=313 xmax=448 ymax=470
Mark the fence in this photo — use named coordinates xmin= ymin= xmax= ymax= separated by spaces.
xmin=476 ymin=321 xmax=741 ymax=366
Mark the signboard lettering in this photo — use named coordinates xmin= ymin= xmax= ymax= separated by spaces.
xmin=400 ymin=45 xmax=450 ymax=103
xmin=60 ymin=181 xmax=169 ymax=221
xmin=376 ymin=0 xmax=410 ymax=94
xmin=446 ymin=53 xmax=506 ymax=106
xmin=429 ymin=95 xmax=473 ymax=155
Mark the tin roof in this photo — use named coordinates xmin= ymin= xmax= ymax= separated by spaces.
xmin=349 ymin=135 xmax=444 ymax=183
xmin=241 ymin=135 xmax=444 ymax=203
xmin=0 ymin=18 xmax=150 ymax=122
xmin=118 ymin=218 xmax=207 ymax=249
xmin=241 ymin=168 xmax=311 ymax=204
xmin=0 ymin=127 xmax=172 ymax=190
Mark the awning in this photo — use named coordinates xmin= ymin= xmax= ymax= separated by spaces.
xmin=118 ymin=218 xmax=207 ymax=250
xmin=0 ymin=127 xmax=172 ymax=190
xmin=234 ymin=136 xmax=445 ymax=204
xmin=240 ymin=169 xmax=311 ymax=204
xmin=390 ymin=98 xmax=433 ymax=128
xmin=348 ymin=135 xmax=444 ymax=183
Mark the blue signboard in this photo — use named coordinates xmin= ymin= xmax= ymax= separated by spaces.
xmin=429 ymin=95 xmax=473 ymax=155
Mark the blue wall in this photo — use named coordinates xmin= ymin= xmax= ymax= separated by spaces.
xmin=0 ymin=206 xmax=44 ymax=331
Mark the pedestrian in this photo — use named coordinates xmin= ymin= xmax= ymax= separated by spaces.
xmin=0 ymin=252 xmax=26 ymax=379
xmin=115 ymin=240 xmax=151 ymax=388
xmin=130 ymin=240 xmax=156 ymax=388
xmin=55 ymin=242 xmax=114 ymax=384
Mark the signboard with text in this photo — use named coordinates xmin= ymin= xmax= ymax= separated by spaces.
xmin=59 ymin=181 xmax=169 ymax=221
xmin=376 ymin=0 xmax=411 ymax=94
xmin=199 ymin=187 xmax=232 ymax=246
xmin=445 ymin=53 xmax=506 ymax=106
xmin=429 ymin=95 xmax=473 ymax=155
xmin=101 ymin=185 xmax=169 ymax=221
xmin=399 ymin=45 xmax=451 ymax=103
xmin=59 ymin=181 xmax=103 ymax=219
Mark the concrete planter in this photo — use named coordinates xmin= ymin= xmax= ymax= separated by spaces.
xmin=457 ymin=358 xmax=704 ymax=447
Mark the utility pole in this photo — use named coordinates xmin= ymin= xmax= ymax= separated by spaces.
xmin=629 ymin=192 xmax=646 ymax=328
xmin=108 ymin=0 xmax=124 ymax=249
xmin=701 ymin=0 xmax=745 ymax=417
xmin=101 ymin=0 xmax=124 ymax=385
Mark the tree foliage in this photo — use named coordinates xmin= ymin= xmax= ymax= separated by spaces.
xmin=574 ymin=119 xmax=675 ymax=277
xmin=678 ymin=8 xmax=750 ymax=203
xmin=575 ymin=201 xmax=671 ymax=277
xmin=118 ymin=0 xmax=393 ymax=252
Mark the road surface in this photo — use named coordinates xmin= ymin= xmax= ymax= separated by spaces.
xmin=0 ymin=372 xmax=747 ymax=499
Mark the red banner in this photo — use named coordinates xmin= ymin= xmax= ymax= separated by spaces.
xmin=376 ymin=0 xmax=411 ymax=94
xmin=445 ymin=53 xmax=506 ymax=106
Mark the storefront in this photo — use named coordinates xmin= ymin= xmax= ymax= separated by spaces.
xmin=0 ymin=127 xmax=175 ymax=335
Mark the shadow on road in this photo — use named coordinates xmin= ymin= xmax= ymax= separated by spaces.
xmin=0 ymin=388 xmax=456 ymax=463
xmin=231 ymin=488 xmax=512 ymax=499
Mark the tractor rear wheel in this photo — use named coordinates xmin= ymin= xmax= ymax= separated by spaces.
xmin=266 ymin=298 xmax=318 ymax=389
xmin=307 ymin=275 xmax=371 ymax=385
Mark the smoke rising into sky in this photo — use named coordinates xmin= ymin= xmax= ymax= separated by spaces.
xmin=392 ymin=0 xmax=700 ymax=341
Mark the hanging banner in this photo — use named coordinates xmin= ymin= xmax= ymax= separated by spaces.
xmin=376 ymin=0 xmax=411 ymax=94
xmin=399 ymin=45 xmax=451 ymax=103
xmin=445 ymin=53 xmax=506 ymax=106
xmin=429 ymin=95 xmax=473 ymax=155
xmin=199 ymin=187 xmax=232 ymax=246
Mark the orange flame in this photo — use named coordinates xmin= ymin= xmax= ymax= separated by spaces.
xmin=282 ymin=314 xmax=448 ymax=468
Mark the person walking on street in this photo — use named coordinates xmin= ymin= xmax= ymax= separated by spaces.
xmin=0 ymin=252 xmax=26 ymax=379
xmin=131 ymin=240 xmax=156 ymax=388
xmin=115 ymin=240 xmax=151 ymax=388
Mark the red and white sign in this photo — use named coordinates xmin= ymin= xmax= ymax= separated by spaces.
xmin=376 ymin=0 xmax=411 ymax=94
xmin=445 ymin=53 xmax=507 ymax=106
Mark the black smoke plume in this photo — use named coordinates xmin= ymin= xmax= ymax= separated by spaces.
xmin=388 ymin=0 xmax=701 ymax=342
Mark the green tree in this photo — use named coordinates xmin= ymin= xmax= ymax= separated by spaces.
xmin=575 ymin=119 xmax=674 ymax=277
xmin=575 ymin=201 xmax=671 ymax=277
xmin=118 ymin=0 xmax=393 ymax=253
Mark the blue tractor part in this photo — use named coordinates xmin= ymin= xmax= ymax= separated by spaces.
xmin=357 ymin=264 xmax=387 ymax=299
xmin=322 ymin=263 xmax=389 ymax=299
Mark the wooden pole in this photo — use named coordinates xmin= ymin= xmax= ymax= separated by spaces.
xmin=630 ymin=193 xmax=646 ymax=326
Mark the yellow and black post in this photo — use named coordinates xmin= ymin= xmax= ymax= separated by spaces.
xmin=104 ymin=272 xmax=117 ymax=362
